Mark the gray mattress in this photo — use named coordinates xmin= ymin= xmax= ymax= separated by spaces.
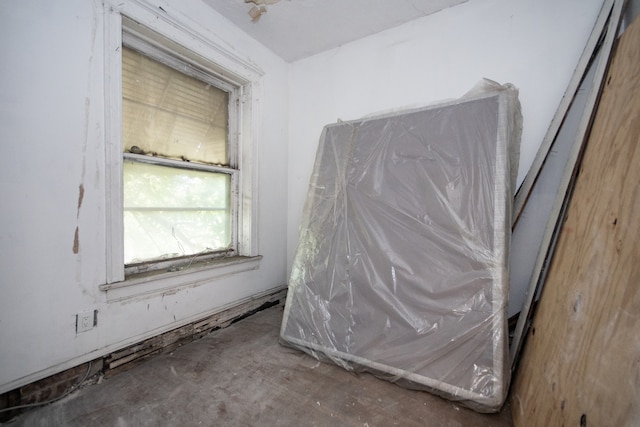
xmin=280 ymin=80 xmax=521 ymax=412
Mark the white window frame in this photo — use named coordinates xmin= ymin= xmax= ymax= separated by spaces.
xmin=121 ymin=34 xmax=240 ymax=275
xmin=100 ymin=1 xmax=262 ymax=302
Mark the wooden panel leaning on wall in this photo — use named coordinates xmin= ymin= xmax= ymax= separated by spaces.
xmin=511 ymin=14 xmax=640 ymax=427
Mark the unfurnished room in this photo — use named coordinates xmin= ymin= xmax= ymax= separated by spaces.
xmin=1 ymin=0 xmax=639 ymax=425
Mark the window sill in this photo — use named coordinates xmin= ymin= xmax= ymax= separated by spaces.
xmin=100 ymin=255 xmax=262 ymax=302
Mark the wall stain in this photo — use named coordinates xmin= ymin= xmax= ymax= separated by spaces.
xmin=73 ymin=227 xmax=80 ymax=254
xmin=77 ymin=184 xmax=85 ymax=218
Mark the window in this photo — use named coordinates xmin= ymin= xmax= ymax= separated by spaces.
xmin=101 ymin=6 xmax=262 ymax=300
xmin=121 ymin=43 xmax=238 ymax=274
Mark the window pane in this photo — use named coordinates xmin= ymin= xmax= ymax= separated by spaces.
xmin=123 ymin=160 xmax=231 ymax=264
xmin=122 ymin=46 xmax=229 ymax=165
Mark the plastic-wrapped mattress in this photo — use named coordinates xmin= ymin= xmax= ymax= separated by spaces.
xmin=280 ymin=80 xmax=522 ymax=412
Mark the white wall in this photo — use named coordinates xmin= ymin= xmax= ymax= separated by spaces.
xmin=0 ymin=0 xmax=288 ymax=393
xmin=287 ymin=0 xmax=605 ymax=273
xmin=0 ymin=0 xmax=608 ymax=395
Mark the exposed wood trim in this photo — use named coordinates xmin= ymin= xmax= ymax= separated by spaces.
xmin=0 ymin=287 xmax=287 ymax=416
xmin=103 ymin=287 xmax=286 ymax=376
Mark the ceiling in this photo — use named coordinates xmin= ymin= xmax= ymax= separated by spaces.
xmin=204 ymin=0 xmax=468 ymax=62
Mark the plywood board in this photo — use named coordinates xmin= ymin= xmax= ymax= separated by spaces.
xmin=512 ymin=14 xmax=640 ymax=427
xmin=281 ymin=82 xmax=521 ymax=412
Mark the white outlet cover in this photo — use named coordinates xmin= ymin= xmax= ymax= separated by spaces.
xmin=77 ymin=311 xmax=95 ymax=333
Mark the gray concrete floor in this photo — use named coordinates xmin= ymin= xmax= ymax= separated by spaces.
xmin=7 ymin=305 xmax=513 ymax=426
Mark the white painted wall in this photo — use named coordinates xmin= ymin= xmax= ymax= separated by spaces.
xmin=287 ymin=0 xmax=605 ymax=273
xmin=0 ymin=0 xmax=608 ymax=395
xmin=0 ymin=0 xmax=288 ymax=393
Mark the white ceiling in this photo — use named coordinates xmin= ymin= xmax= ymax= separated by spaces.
xmin=204 ymin=0 xmax=468 ymax=62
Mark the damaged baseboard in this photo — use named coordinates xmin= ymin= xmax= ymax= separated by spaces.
xmin=103 ymin=288 xmax=286 ymax=376
xmin=0 ymin=287 xmax=287 ymax=421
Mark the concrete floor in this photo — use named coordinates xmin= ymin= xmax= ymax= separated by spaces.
xmin=8 ymin=305 xmax=513 ymax=426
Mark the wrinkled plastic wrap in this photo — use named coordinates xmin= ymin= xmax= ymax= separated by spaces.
xmin=280 ymin=80 xmax=522 ymax=412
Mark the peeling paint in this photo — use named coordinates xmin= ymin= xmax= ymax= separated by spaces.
xmin=77 ymin=184 xmax=85 ymax=218
xmin=162 ymin=288 xmax=180 ymax=297
xmin=245 ymin=0 xmax=281 ymax=5
xmin=245 ymin=0 xmax=280 ymax=22
xmin=73 ymin=227 xmax=80 ymax=254
xmin=248 ymin=5 xmax=267 ymax=22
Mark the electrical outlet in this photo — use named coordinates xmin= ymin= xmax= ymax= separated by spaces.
xmin=76 ymin=310 xmax=97 ymax=333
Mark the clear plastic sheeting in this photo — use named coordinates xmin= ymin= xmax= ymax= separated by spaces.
xmin=280 ymin=80 xmax=522 ymax=412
